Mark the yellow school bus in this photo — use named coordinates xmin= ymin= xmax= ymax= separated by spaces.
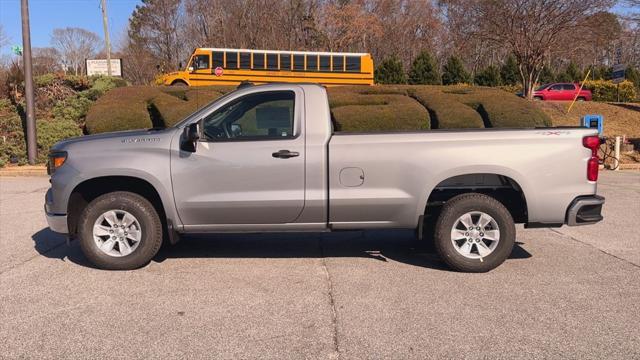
xmin=158 ymin=48 xmax=374 ymax=87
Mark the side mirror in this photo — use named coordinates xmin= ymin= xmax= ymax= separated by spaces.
xmin=179 ymin=61 xmax=183 ymax=69
xmin=188 ymin=66 xmax=194 ymax=73
xmin=156 ymin=64 xmax=160 ymax=71
xmin=181 ymin=123 xmax=200 ymax=152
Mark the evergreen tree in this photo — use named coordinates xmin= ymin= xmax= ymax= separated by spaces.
xmin=592 ymin=65 xmax=612 ymax=80
xmin=538 ymin=65 xmax=556 ymax=84
xmin=626 ymin=66 xmax=640 ymax=92
xmin=408 ymin=50 xmax=441 ymax=85
xmin=374 ymin=57 xmax=406 ymax=84
xmin=442 ymin=55 xmax=471 ymax=85
xmin=474 ymin=65 xmax=502 ymax=86
xmin=564 ymin=61 xmax=584 ymax=82
xmin=500 ymin=55 xmax=520 ymax=86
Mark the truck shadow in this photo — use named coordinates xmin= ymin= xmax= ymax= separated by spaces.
xmin=31 ymin=228 xmax=531 ymax=271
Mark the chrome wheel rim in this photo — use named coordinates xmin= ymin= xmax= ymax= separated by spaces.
xmin=93 ymin=210 xmax=142 ymax=257
xmin=450 ymin=211 xmax=500 ymax=259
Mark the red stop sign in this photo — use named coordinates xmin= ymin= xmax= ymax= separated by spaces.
xmin=214 ymin=67 xmax=223 ymax=76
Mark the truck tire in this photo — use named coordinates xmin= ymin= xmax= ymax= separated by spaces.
xmin=433 ymin=193 xmax=515 ymax=272
xmin=77 ymin=191 xmax=163 ymax=270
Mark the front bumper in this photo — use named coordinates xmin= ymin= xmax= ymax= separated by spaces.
xmin=566 ymin=195 xmax=605 ymax=226
xmin=45 ymin=206 xmax=69 ymax=234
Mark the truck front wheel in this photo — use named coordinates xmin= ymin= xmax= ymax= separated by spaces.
xmin=77 ymin=191 xmax=163 ymax=270
xmin=433 ymin=193 xmax=515 ymax=272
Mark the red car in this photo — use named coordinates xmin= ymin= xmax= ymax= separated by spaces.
xmin=532 ymin=83 xmax=592 ymax=101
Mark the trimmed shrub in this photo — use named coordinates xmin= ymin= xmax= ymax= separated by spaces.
xmin=35 ymin=119 xmax=82 ymax=162
xmin=582 ymin=80 xmax=637 ymax=102
xmin=327 ymin=87 xmax=429 ymax=131
xmin=409 ymin=87 xmax=484 ymax=129
xmin=85 ymin=86 xmax=157 ymax=133
xmin=52 ymin=95 xmax=93 ymax=124
xmin=445 ymin=86 xmax=551 ymax=128
xmin=408 ymin=50 xmax=441 ymax=85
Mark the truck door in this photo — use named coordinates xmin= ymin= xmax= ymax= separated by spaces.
xmin=171 ymin=88 xmax=305 ymax=225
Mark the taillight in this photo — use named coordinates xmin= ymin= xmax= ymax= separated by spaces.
xmin=582 ymin=135 xmax=600 ymax=181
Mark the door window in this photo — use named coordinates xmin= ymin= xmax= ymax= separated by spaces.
xmin=549 ymin=84 xmax=563 ymax=91
xmin=202 ymin=91 xmax=295 ymax=141
xmin=563 ymin=84 xmax=576 ymax=90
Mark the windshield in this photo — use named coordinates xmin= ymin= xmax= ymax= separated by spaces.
xmin=535 ymin=84 xmax=550 ymax=91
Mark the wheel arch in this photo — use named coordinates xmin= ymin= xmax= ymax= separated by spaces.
xmin=67 ymin=175 xmax=170 ymax=238
xmin=170 ymin=79 xmax=189 ymax=86
xmin=420 ymin=169 xmax=530 ymax=225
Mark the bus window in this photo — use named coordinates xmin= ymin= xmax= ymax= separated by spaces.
xmin=293 ymin=54 xmax=304 ymax=71
xmin=253 ymin=53 xmax=265 ymax=69
xmin=212 ymin=51 xmax=224 ymax=68
xmin=332 ymin=55 xmax=344 ymax=72
xmin=226 ymin=51 xmax=238 ymax=69
xmin=267 ymin=53 xmax=278 ymax=70
xmin=320 ymin=55 xmax=330 ymax=71
xmin=307 ymin=55 xmax=318 ymax=71
xmin=281 ymin=53 xmax=291 ymax=70
xmin=240 ymin=52 xmax=251 ymax=69
xmin=191 ymin=54 xmax=209 ymax=70
xmin=346 ymin=56 xmax=361 ymax=72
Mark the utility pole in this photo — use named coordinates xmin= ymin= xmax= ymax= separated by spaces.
xmin=21 ymin=0 xmax=37 ymax=164
xmin=100 ymin=0 xmax=112 ymax=76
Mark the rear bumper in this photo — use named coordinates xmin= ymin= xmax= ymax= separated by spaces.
xmin=566 ymin=195 xmax=605 ymax=226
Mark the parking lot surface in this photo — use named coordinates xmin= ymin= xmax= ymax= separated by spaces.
xmin=1 ymin=171 xmax=639 ymax=359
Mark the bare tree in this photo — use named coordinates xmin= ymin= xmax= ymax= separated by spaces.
xmin=51 ymin=27 xmax=101 ymax=75
xmin=32 ymin=47 xmax=62 ymax=75
xmin=0 ymin=24 xmax=9 ymax=49
xmin=129 ymin=0 xmax=185 ymax=71
xmin=443 ymin=0 xmax=614 ymax=99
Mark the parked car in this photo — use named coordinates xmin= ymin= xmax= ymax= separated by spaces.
xmin=44 ymin=84 xmax=604 ymax=272
xmin=532 ymin=83 xmax=592 ymax=101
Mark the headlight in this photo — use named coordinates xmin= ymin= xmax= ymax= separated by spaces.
xmin=47 ymin=151 xmax=67 ymax=175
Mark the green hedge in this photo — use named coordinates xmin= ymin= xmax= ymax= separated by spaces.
xmin=408 ymin=88 xmax=484 ymax=128
xmin=85 ymin=84 xmax=552 ymax=134
xmin=442 ymin=86 xmax=551 ymax=127
xmin=582 ymin=80 xmax=636 ymax=102
xmin=0 ymin=100 xmax=82 ymax=165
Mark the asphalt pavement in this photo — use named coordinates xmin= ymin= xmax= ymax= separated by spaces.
xmin=1 ymin=171 xmax=638 ymax=359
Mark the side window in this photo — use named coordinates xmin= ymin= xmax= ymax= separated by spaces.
xmin=240 ymin=52 xmax=251 ymax=69
xmin=267 ymin=53 xmax=278 ymax=70
xmin=320 ymin=55 xmax=330 ymax=71
xmin=253 ymin=53 xmax=265 ymax=69
xmin=293 ymin=54 xmax=304 ymax=71
xmin=550 ymin=84 xmax=563 ymax=91
xmin=191 ymin=55 xmax=209 ymax=70
xmin=346 ymin=56 xmax=361 ymax=72
xmin=332 ymin=55 xmax=344 ymax=71
xmin=563 ymin=84 xmax=576 ymax=90
xmin=226 ymin=52 xmax=238 ymax=69
xmin=281 ymin=53 xmax=291 ymax=70
xmin=212 ymin=51 xmax=224 ymax=68
xmin=307 ymin=55 xmax=318 ymax=71
xmin=202 ymin=91 xmax=295 ymax=141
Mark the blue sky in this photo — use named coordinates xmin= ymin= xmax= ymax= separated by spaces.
xmin=0 ymin=0 xmax=141 ymax=54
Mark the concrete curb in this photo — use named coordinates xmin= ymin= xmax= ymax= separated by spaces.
xmin=0 ymin=166 xmax=48 ymax=177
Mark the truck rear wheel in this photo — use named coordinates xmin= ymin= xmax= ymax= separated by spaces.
xmin=77 ymin=191 xmax=163 ymax=270
xmin=434 ymin=193 xmax=515 ymax=272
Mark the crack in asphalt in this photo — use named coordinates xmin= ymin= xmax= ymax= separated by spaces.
xmin=548 ymin=228 xmax=640 ymax=269
xmin=0 ymin=239 xmax=67 ymax=275
xmin=318 ymin=236 xmax=340 ymax=359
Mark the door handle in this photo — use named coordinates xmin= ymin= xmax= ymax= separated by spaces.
xmin=272 ymin=150 xmax=300 ymax=159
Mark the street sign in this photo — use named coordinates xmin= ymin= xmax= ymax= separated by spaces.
xmin=11 ymin=45 xmax=23 ymax=56
xmin=612 ymin=64 xmax=626 ymax=84
xmin=86 ymin=58 xmax=122 ymax=76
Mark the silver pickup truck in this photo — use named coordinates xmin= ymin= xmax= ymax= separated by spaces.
xmin=44 ymin=83 xmax=604 ymax=272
